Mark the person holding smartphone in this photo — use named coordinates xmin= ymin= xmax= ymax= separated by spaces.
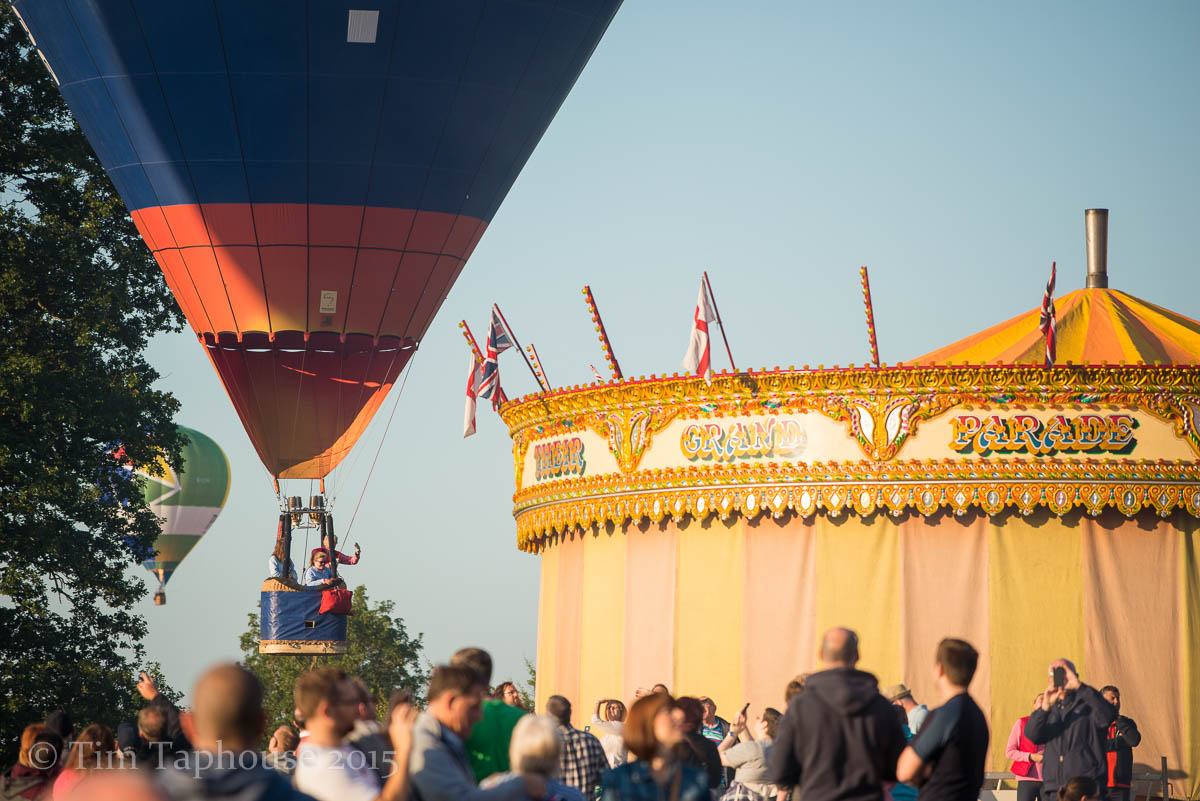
xmin=1023 ymin=659 xmax=1116 ymax=801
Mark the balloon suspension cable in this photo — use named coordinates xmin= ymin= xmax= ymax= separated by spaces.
xmin=525 ymin=343 xmax=552 ymax=391
xmin=343 ymin=348 xmax=419 ymax=539
xmin=582 ymin=285 xmax=623 ymax=379
xmin=326 ymin=338 xmax=415 ymax=508
xmin=859 ymin=266 xmax=881 ymax=368
xmin=703 ymin=271 xmax=737 ymax=372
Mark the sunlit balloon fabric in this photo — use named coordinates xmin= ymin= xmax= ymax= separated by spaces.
xmin=916 ymin=288 xmax=1200 ymax=366
xmin=137 ymin=427 xmax=231 ymax=598
xmin=14 ymin=0 xmax=622 ymax=477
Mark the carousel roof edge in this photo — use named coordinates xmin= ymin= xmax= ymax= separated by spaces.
xmin=512 ymin=480 xmax=1200 ymax=553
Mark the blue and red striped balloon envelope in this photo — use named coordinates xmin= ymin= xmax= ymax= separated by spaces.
xmin=14 ymin=0 xmax=621 ymax=478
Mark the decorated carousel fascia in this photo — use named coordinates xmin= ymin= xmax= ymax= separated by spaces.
xmin=503 ymin=363 xmax=1200 ymax=549
xmin=500 ymin=211 xmax=1200 ymax=791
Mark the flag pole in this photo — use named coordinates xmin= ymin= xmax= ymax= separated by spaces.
xmin=525 ymin=343 xmax=553 ymax=391
xmin=460 ymin=320 xmax=508 ymax=404
xmin=702 ymin=271 xmax=737 ymax=372
xmin=493 ymin=304 xmax=545 ymax=393
xmin=458 ymin=320 xmax=484 ymax=363
xmin=582 ymin=285 xmax=623 ymax=379
xmin=859 ymin=266 xmax=881 ymax=368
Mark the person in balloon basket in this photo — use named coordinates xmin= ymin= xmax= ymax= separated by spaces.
xmin=302 ymin=550 xmax=351 ymax=589
xmin=315 ymin=531 xmax=361 ymax=569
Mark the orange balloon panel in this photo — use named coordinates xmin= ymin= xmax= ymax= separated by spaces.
xmin=203 ymin=331 xmax=414 ymax=478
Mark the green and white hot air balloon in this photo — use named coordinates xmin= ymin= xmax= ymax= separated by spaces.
xmin=137 ymin=427 xmax=230 ymax=605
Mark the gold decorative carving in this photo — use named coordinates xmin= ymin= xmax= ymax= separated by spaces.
xmin=590 ymin=407 xmax=679 ymax=473
xmin=497 ymin=366 xmax=1200 ymax=551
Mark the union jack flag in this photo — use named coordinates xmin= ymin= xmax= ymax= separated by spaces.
xmin=1039 ymin=262 xmax=1057 ymax=366
xmin=477 ymin=306 xmax=513 ymax=409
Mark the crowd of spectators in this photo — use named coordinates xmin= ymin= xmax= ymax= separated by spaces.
xmin=3 ymin=632 xmax=1142 ymax=801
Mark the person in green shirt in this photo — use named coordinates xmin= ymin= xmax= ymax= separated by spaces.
xmin=452 ymin=648 xmax=530 ymax=782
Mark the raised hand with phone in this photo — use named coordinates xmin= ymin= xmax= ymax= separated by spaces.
xmin=1025 ymin=657 xmax=1117 ymax=800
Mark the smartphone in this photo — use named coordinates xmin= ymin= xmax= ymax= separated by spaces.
xmin=1052 ymin=666 xmax=1066 ymax=688
xmin=741 ymin=702 xmax=750 ymax=717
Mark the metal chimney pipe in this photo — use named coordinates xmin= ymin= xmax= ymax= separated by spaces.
xmin=1085 ymin=208 xmax=1109 ymax=288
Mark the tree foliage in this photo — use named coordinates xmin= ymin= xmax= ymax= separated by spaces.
xmin=0 ymin=6 xmax=185 ymax=761
xmin=239 ymin=586 xmax=430 ymax=738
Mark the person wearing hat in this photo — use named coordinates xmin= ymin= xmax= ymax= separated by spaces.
xmin=883 ymin=684 xmax=929 ymax=734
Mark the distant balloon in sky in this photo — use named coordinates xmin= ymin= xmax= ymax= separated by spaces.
xmin=136 ymin=427 xmax=230 ymax=605
xmin=13 ymin=0 xmax=623 ymax=479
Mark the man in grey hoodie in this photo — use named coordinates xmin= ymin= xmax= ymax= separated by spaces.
xmin=768 ymin=627 xmax=908 ymax=801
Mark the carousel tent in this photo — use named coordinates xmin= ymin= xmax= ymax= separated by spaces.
xmin=503 ymin=212 xmax=1200 ymax=794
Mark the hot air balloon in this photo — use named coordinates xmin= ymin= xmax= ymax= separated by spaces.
xmin=13 ymin=0 xmax=622 ymax=652
xmin=135 ymin=427 xmax=230 ymax=605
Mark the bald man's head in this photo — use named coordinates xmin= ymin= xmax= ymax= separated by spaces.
xmin=820 ymin=627 xmax=860 ymax=668
xmin=192 ymin=664 xmax=265 ymax=750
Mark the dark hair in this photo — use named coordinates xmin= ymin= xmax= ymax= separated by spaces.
xmin=388 ymin=689 xmax=413 ymax=720
xmin=762 ymin=708 xmax=782 ymax=739
xmin=604 ymin=699 xmax=627 ymax=722
xmin=450 ymin=648 xmax=493 ymax=687
xmin=674 ymin=697 xmax=704 ymax=732
xmin=28 ymin=731 xmax=63 ymax=772
xmin=624 ymin=693 xmax=676 ymax=762
xmin=1058 ymin=776 xmax=1100 ymax=801
xmin=1100 ymin=685 xmax=1120 ymax=696
xmin=496 ymin=681 xmax=519 ymax=701
xmin=785 ymin=673 xmax=809 ymax=704
xmin=43 ymin=710 xmax=73 ymax=740
xmin=137 ymin=705 xmax=168 ymax=741
xmin=294 ymin=667 xmax=348 ymax=721
xmin=428 ymin=665 xmax=481 ymax=702
xmin=936 ymin=638 xmax=979 ymax=687
xmin=546 ymin=695 xmax=572 ymax=726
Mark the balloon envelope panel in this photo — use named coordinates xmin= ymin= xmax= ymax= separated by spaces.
xmin=138 ymin=427 xmax=231 ymax=586
xmin=15 ymin=0 xmax=622 ymax=476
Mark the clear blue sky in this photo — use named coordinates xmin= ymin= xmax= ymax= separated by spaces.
xmin=135 ymin=1 xmax=1200 ymax=699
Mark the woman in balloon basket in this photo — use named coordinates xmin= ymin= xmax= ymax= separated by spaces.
xmin=266 ymin=521 xmax=360 ymax=588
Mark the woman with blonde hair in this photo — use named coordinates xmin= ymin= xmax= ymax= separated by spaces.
xmin=53 ymin=724 xmax=117 ymax=800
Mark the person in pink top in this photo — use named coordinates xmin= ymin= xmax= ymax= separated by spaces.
xmin=311 ymin=531 xmax=361 ymax=569
xmin=1007 ymin=694 xmax=1047 ymax=801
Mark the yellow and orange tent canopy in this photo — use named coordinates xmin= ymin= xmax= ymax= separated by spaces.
xmin=915 ymin=287 xmax=1200 ymax=366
